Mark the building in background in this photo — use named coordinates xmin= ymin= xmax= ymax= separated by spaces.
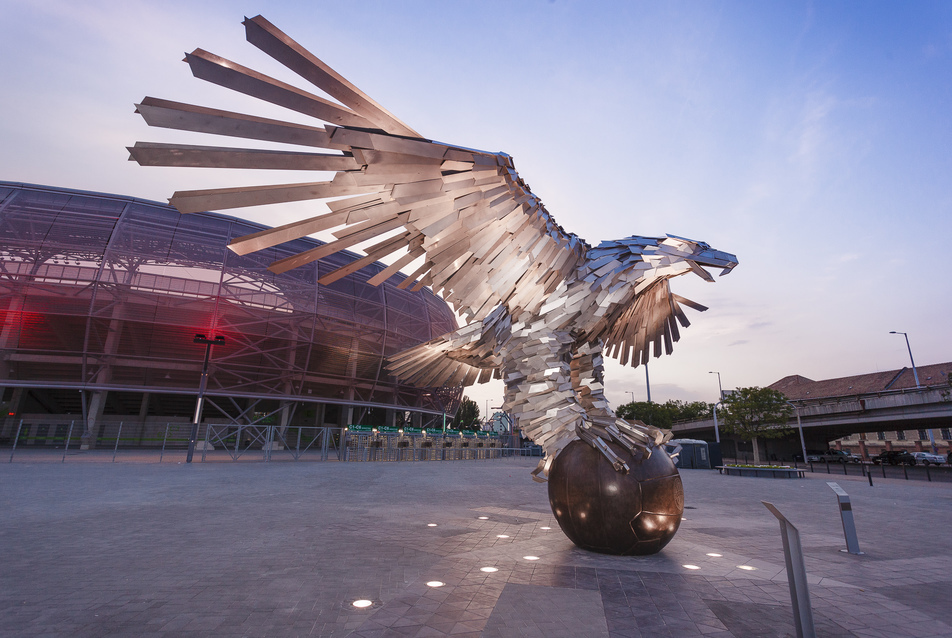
xmin=0 ymin=182 xmax=461 ymax=447
xmin=770 ymin=363 xmax=952 ymax=459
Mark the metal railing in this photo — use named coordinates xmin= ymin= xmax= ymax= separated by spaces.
xmin=718 ymin=454 xmax=952 ymax=483
xmin=2 ymin=419 xmax=543 ymax=464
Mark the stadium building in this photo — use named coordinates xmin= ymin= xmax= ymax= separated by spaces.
xmin=0 ymin=181 xmax=461 ymax=448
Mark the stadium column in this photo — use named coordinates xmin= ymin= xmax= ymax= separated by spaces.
xmin=138 ymin=393 xmax=150 ymax=421
xmin=82 ymin=294 xmax=125 ymax=450
xmin=272 ymin=400 xmax=292 ymax=451
xmin=344 ymin=337 xmax=358 ymax=426
xmin=1 ymin=387 xmax=24 ymax=441
xmin=81 ymin=391 xmax=107 ymax=450
xmin=0 ymin=294 xmax=25 ymax=441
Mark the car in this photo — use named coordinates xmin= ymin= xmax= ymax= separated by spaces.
xmin=813 ymin=449 xmax=861 ymax=463
xmin=795 ymin=449 xmax=825 ymax=462
xmin=911 ymin=451 xmax=946 ymax=466
xmin=872 ymin=450 xmax=916 ymax=465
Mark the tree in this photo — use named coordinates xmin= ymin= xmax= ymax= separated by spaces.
xmin=617 ymin=401 xmax=672 ymax=427
xmin=616 ymin=400 xmax=713 ymax=427
xmin=719 ymin=387 xmax=793 ymax=464
xmin=665 ymin=400 xmax=713 ymax=422
xmin=454 ymin=396 xmax=481 ymax=431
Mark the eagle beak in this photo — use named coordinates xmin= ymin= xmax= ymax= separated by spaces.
xmin=688 ymin=248 xmax=738 ymax=280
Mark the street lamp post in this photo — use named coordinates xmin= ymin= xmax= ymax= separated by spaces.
xmin=786 ymin=400 xmax=808 ymax=465
xmin=889 ymin=331 xmax=935 ymax=453
xmin=711 ymin=401 xmax=722 ymax=444
xmin=889 ymin=331 xmax=921 ymax=388
xmin=187 ymin=334 xmax=225 ymax=463
xmin=644 ymin=362 xmax=651 ymax=404
xmin=709 ymin=371 xmax=723 ymax=400
xmin=626 ymin=390 xmax=635 ymax=404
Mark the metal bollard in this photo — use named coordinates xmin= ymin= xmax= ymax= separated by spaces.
xmin=826 ymin=482 xmax=863 ymax=555
xmin=762 ymin=502 xmax=817 ymax=638
xmin=9 ymin=420 xmax=23 ymax=463
xmin=113 ymin=422 xmax=123 ymax=462
xmin=62 ymin=421 xmax=74 ymax=463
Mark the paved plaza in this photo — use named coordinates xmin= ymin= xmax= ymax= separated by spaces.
xmin=2 ymin=455 xmax=951 ymax=637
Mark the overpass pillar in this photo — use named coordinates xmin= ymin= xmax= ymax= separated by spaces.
xmin=857 ymin=439 xmax=868 ymax=461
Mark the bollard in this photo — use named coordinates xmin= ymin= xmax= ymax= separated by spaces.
xmin=9 ymin=420 xmax=23 ymax=463
xmin=62 ymin=421 xmax=74 ymax=463
xmin=112 ymin=422 xmax=123 ymax=463
xmin=826 ymin=482 xmax=863 ymax=555
xmin=762 ymin=502 xmax=817 ymax=638
xmin=160 ymin=424 xmax=170 ymax=463
xmin=867 ymin=469 xmax=873 ymax=487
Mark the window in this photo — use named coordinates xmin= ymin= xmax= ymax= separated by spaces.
xmin=896 ymin=430 xmax=906 ymax=441
xmin=941 ymin=428 xmax=951 ymax=440
xmin=877 ymin=432 xmax=886 ymax=441
xmin=917 ymin=430 xmax=928 ymax=441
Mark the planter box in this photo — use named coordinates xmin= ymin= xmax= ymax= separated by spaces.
xmin=716 ymin=466 xmax=805 ymax=478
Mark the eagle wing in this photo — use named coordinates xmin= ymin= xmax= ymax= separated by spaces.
xmin=601 ymin=278 xmax=708 ymax=367
xmin=129 ymin=15 xmax=586 ymax=323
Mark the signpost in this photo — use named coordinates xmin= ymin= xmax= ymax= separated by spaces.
xmin=826 ymin=482 xmax=863 ymax=555
xmin=762 ymin=501 xmax=817 ymax=638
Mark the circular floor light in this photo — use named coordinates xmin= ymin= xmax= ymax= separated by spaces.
xmin=480 ymin=567 xmax=498 ymax=573
xmin=427 ymin=523 xmax=438 ymax=527
xmin=426 ymin=581 xmax=445 ymax=587
xmin=706 ymin=553 xmax=722 ymax=558
xmin=496 ymin=534 xmax=509 ymax=538
xmin=523 ymin=555 xmax=540 ymax=561
xmin=477 ymin=516 xmax=489 ymax=520
xmin=682 ymin=564 xmax=700 ymax=570
xmin=352 ymin=599 xmax=373 ymax=608
xmin=540 ymin=526 xmax=551 ymax=530
xmin=737 ymin=565 xmax=756 ymax=571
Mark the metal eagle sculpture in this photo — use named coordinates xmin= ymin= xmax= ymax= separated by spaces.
xmin=130 ymin=16 xmax=737 ymax=552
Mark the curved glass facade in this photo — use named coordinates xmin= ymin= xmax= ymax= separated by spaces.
xmin=0 ymin=182 xmax=460 ymax=421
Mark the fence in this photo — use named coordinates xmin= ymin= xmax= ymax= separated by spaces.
xmin=2 ymin=419 xmax=541 ymax=464
xmin=719 ymin=453 xmax=952 ymax=484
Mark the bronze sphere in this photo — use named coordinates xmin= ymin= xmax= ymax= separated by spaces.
xmin=547 ymin=439 xmax=684 ymax=555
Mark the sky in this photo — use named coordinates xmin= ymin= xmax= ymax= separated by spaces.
xmin=2 ymin=0 xmax=951 ymax=418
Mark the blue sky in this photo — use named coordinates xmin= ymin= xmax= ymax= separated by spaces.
xmin=3 ymin=1 xmax=951 ymax=414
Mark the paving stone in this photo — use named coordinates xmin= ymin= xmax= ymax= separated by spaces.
xmin=2 ymin=457 xmax=952 ymax=636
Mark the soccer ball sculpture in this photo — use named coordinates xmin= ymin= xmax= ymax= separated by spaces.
xmin=548 ymin=440 xmax=684 ymax=555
